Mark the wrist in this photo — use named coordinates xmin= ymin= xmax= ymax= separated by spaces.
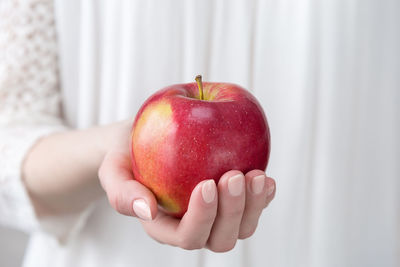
xmin=97 ymin=119 xmax=133 ymax=158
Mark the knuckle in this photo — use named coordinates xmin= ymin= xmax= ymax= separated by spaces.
xmin=178 ymin=237 xmax=205 ymax=250
xmin=225 ymin=207 xmax=244 ymax=218
xmin=195 ymin=213 xmax=216 ymax=225
xmin=209 ymin=241 xmax=237 ymax=253
xmin=239 ymin=227 xmax=256 ymax=239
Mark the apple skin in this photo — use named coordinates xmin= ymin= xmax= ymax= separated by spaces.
xmin=130 ymin=82 xmax=270 ymax=218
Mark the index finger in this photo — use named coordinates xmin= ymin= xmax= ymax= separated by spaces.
xmin=142 ymin=179 xmax=218 ymax=250
xmin=98 ymin=150 xmax=158 ymax=219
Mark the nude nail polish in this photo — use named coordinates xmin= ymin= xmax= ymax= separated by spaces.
xmin=133 ymin=199 xmax=152 ymax=220
xmin=251 ymin=175 xmax=265 ymax=195
xmin=202 ymin=180 xmax=216 ymax=203
xmin=228 ymin=174 xmax=244 ymax=196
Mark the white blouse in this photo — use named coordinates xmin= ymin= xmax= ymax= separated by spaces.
xmin=1 ymin=0 xmax=399 ymax=267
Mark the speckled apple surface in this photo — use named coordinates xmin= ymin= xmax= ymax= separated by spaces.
xmin=131 ymin=82 xmax=270 ymax=217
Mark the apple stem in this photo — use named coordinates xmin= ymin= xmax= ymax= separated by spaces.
xmin=195 ymin=75 xmax=204 ymax=100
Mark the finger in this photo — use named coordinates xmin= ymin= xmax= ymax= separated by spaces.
xmin=177 ymin=179 xmax=218 ymax=249
xmin=98 ymin=151 xmax=158 ymax=220
xmin=207 ymin=170 xmax=246 ymax=252
xmin=142 ymin=179 xmax=218 ymax=250
xmin=238 ymin=170 xmax=276 ymax=239
xmin=264 ymin=177 xmax=276 ymax=207
xmin=140 ymin=212 xmax=180 ymax=245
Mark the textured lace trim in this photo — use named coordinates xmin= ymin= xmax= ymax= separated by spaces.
xmin=0 ymin=0 xmax=69 ymax=234
xmin=0 ymin=0 xmax=61 ymax=125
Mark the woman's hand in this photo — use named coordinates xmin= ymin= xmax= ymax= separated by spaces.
xmin=99 ymin=122 xmax=276 ymax=252
xmin=23 ymin=116 xmax=274 ymax=251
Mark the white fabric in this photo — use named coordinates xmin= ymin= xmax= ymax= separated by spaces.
xmin=0 ymin=0 xmax=64 ymax=234
xmin=0 ymin=0 xmax=92 ymax=242
xmin=0 ymin=0 xmax=399 ymax=266
xmin=0 ymin=0 xmax=60 ymax=125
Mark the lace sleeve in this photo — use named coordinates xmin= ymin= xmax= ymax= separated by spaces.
xmin=0 ymin=0 xmax=67 ymax=233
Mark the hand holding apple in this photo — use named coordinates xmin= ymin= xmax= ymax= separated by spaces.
xmin=130 ymin=75 xmax=271 ymax=217
xmin=99 ymin=144 xmax=275 ymax=252
xmin=98 ymin=76 xmax=276 ymax=252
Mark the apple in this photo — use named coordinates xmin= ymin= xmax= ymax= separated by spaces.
xmin=130 ymin=75 xmax=270 ymax=217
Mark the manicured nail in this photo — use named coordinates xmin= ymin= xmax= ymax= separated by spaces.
xmin=202 ymin=180 xmax=216 ymax=204
xmin=228 ymin=174 xmax=244 ymax=196
xmin=266 ymin=183 xmax=275 ymax=197
xmin=133 ymin=199 xmax=152 ymax=221
xmin=251 ymin=175 xmax=265 ymax=195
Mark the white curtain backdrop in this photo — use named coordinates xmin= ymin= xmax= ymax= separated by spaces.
xmin=52 ymin=0 xmax=399 ymax=266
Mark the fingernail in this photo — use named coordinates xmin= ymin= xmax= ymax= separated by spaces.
xmin=251 ymin=175 xmax=265 ymax=195
xmin=133 ymin=199 xmax=152 ymax=221
xmin=266 ymin=183 xmax=275 ymax=197
xmin=202 ymin=180 xmax=216 ymax=204
xmin=228 ymin=174 xmax=244 ymax=196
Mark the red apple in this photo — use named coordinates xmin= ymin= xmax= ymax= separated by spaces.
xmin=130 ymin=75 xmax=270 ymax=217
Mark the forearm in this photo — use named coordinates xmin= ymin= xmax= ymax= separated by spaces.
xmin=23 ymin=120 xmax=131 ymax=217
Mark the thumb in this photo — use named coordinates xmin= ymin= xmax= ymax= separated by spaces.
xmin=98 ymin=151 xmax=157 ymax=220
